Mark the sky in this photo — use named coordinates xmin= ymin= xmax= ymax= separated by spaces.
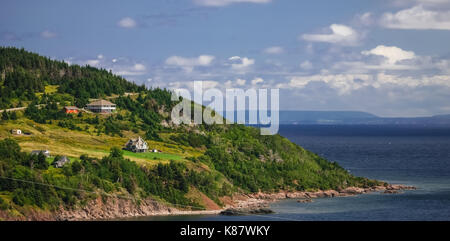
xmin=2 ymin=0 xmax=450 ymax=117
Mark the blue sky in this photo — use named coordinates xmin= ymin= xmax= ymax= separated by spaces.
xmin=2 ymin=0 xmax=450 ymax=117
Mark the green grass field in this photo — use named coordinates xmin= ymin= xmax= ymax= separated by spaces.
xmin=123 ymin=150 xmax=182 ymax=161
xmin=0 ymin=116 xmax=201 ymax=168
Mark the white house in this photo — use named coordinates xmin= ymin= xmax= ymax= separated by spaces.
xmin=53 ymin=156 xmax=70 ymax=168
xmin=124 ymin=136 xmax=148 ymax=153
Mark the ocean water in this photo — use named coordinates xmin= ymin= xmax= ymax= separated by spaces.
xmin=134 ymin=125 xmax=450 ymax=221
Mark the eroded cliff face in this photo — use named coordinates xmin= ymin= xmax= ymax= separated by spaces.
xmin=0 ymin=197 xmax=176 ymax=221
xmin=56 ymin=197 xmax=174 ymax=221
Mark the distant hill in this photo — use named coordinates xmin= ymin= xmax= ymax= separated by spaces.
xmin=278 ymin=111 xmax=450 ymax=126
xmin=279 ymin=111 xmax=378 ymax=124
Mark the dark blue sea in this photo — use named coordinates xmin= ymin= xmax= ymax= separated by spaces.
xmin=135 ymin=125 xmax=450 ymax=221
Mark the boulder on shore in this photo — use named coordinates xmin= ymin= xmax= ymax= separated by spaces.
xmin=220 ymin=208 xmax=274 ymax=216
xmin=384 ymin=190 xmax=401 ymax=194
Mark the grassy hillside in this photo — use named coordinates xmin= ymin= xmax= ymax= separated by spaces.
xmin=0 ymin=47 xmax=381 ymax=219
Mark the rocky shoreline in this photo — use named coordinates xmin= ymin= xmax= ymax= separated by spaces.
xmin=221 ymin=184 xmax=416 ymax=212
xmin=0 ymin=184 xmax=415 ymax=221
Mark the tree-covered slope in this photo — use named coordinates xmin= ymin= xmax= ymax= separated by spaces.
xmin=0 ymin=47 xmax=381 ymax=218
xmin=0 ymin=47 xmax=145 ymax=109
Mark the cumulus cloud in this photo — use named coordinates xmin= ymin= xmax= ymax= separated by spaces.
xmin=380 ymin=5 xmax=450 ymax=30
xmin=357 ymin=12 xmax=375 ymax=26
xmin=301 ymin=24 xmax=361 ymax=46
xmin=165 ymin=55 xmax=215 ymax=72
xmin=251 ymin=77 xmax=264 ymax=85
xmin=228 ymin=56 xmax=255 ymax=70
xmin=300 ymin=61 xmax=313 ymax=70
xmin=118 ymin=17 xmax=137 ymax=28
xmin=282 ymin=72 xmax=450 ymax=96
xmin=114 ymin=63 xmax=147 ymax=76
xmin=362 ymin=45 xmax=416 ymax=64
xmin=263 ymin=46 xmax=284 ymax=54
xmin=285 ymin=74 xmax=372 ymax=95
xmin=228 ymin=56 xmax=241 ymax=61
xmin=85 ymin=59 xmax=100 ymax=67
xmin=65 ymin=54 xmax=147 ymax=76
xmin=236 ymin=78 xmax=246 ymax=86
xmin=193 ymin=0 xmax=271 ymax=7
xmin=168 ymin=80 xmax=219 ymax=91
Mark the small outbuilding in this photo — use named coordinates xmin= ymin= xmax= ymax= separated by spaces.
xmin=124 ymin=136 xmax=148 ymax=153
xmin=64 ymin=106 xmax=79 ymax=114
xmin=11 ymin=129 xmax=22 ymax=135
xmin=31 ymin=150 xmax=50 ymax=157
xmin=52 ymin=156 xmax=70 ymax=168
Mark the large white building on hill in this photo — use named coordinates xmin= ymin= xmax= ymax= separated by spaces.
xmin=86 ymin=99 xmax=116 ymax=113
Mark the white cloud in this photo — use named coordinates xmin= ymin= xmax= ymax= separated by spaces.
xmin=228 ymin=56 xmax=255 ymax=70
xmin=193 ymin=0 xmax=271 ymax=7
xmin=85 ymin=59 xmax=100 ymax=66
xmin=374 ymin=72 xmax=450 ymax=88
xmin=165 ymin=55 xmax=215 ymax=72
xmin=263 ymin=46 xmax=284 ymax=54
xmin=114 ymin=63 xmax=147 ymax=76
xmin=251 ymin=77 xmax=264 ymax=85
xmin=362 ymin=45 xmax=416 ymax=64
xmin=357 ymin=12 xmax=375 ymax=26
xmin=331 ymin=61 xmax=418 ymax=72
xmin=80 ymin=54 xmax=108 ymax=67
xmin=167 ymin=80 xmax=219 ymax=90
xmin=380 ymin=5 xmax=450 ymax=30
xmin=236 ymin=78 xmax=246 ymax=86
xmin=300 ymin=61 xmax=313 ymax=70
xmin=283 ymin=72 xmax=450 ymax=95
xmin=228 ymin=56 xmax=241 ymax=61
xmin=133 ymin=63 xmax=146 ymax=71
xmin=301 ymin=24 xmax=361 ymax=46
xmin=118 ymin=17 xmax=137 ymax=28
xmin=40 ymin=30 xmax=57 ymax=39
xmin=286 ymin=74 xmax=372 ymax=95
xmin=202 ymin=80 xmax=220 ymax=89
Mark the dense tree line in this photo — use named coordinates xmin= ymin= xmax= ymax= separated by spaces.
xmin=195 ymin=124 xmax=381 ymax=192
xmin=0 ymin=139 xmax=226 ymax=211
xmin=0 ymin=47 xmax=145 ymax=109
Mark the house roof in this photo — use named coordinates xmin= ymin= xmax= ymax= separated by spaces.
xmin=126 ymin=136 xmax=148 ymax=148
xmin=64 ymin=106 xmax=79 ymax=110
xmin=56 ymin=156 xmax=70 ymax=162
xmin=53 ymin=156 xmax=70 ymax=167
xmin=87 ymin=99 xmax=115 ymax=106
